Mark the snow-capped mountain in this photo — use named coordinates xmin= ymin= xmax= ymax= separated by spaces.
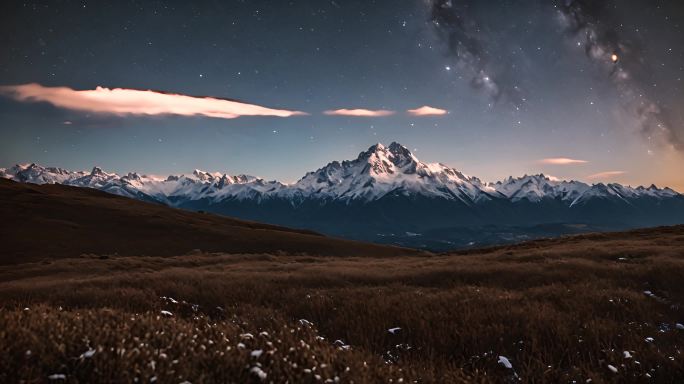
xmin=1 ymin=163 xmax=87 ymax=185
xmin=2 ymin=142 xmax=678 ymax=204
xmin=492 ymin=174 xmax=589 ymax=203
xmin=282 ymin=142 xmax=496 ymax=203
xmin=0 ymin=162 xmax=283 ymax=204
xmin=2 ymin=142 xmax=683 ymax=250
xmin=491 ymin=174 xmax=680 ymax=206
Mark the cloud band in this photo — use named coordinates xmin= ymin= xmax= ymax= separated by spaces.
xmin=539 ymin=158 xmax=588 ymax=165
xmin=323 ymin=108 xmax=396 ymax=117
xmin=0 ymin=83 xmax=308 ymax=119
xmin=587 ymin=171 xmax=626 ymax=180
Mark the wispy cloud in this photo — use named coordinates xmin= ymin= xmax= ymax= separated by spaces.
xmin=323 ymin=108 xmax=396 ymax=117
xmin=406 ymin=105 xmax=448 ymax=116
xmin=587 ymin=171 xmax=626 ymax=180
xmin=539 ymin=158 xmax=589 ymax=165
xmin=0 ymin=83 xmax=308 ymax=119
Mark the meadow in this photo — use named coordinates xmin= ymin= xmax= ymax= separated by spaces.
xmin=1 ymin=226 xmax=683 ymax=383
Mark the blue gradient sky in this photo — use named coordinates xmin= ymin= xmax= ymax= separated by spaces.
xmin=1 ymin=1 xmax=683 ymax=190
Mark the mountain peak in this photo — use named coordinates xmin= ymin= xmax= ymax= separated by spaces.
xmin=356 ymin=142 xmax=418 ymax=170
xmin=388 ymin=141 xmax=412 ymax=156
xmin=358 ymin=143 xmax=387 ymax=159
xmin=90 ymin=166 xmax=105 ymax=176
xmin=192 ymin=169 xmax=223 ymax=181
xmin=126 ymin=172 xmax=141 ymax=180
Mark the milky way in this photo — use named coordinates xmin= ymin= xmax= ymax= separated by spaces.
xmin=556 ymin=0 xmax=683 ymax=150
xmin=426 ymin=0 xmax=525 ymax=107
xmin=427 ymin=0 xmax=683 ymax=151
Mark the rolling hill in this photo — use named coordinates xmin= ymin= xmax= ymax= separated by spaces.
xmin=0 ymin=178 xmax=418 ymax=264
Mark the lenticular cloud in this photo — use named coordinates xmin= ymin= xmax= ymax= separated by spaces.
xmin=406 ymin=106 xmax=448 ymax=116
xmin=587 ymin=171 xmax=626 ymax=180
xmin=0 ymin=83 xmax=307 ymax=119
xmin=539 ymin=158 xmax=588 ymax=165
xmin=323 ymin=108 xmax=396 ymax=117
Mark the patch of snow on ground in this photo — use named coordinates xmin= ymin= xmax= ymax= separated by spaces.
xmin=498 ymin=355 xmax=513 ymax=369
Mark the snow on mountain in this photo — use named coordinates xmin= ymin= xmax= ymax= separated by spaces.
xmin=0 ymin=162 xmax=275 ymax=203
xmin=1 ymin=163 xmax=87 ymax=185
xmin=492 ymin=175 xmax=591 ymax=203
xmin=567 ymin=183 xmax=680 ymax=207
xmin=286 ymin=142 xmax=495 ymax=203
xmin=68 ymin=166 xmax=119 ymax=188
xmin=1 ymin=143 xmax=680 ymax=206
xmin=115 ymin=169 xmax=281 ymax=203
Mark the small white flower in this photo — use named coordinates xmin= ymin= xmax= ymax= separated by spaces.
xmin=250 ymin=366 xmax=267 ymax=381
xmin=299 ymin=319 xmax=314 ymax=327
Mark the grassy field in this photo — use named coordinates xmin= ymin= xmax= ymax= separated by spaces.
xmin=0 ymin=179 xmax=417 ymax=264
xmin=1 ymin=225 xmax=684 ymax=383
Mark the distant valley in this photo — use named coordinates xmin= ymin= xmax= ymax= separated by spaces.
xmin=3 ymin=142 xmax=683 ymax=250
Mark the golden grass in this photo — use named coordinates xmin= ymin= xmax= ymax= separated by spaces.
xmin=1 ymin=227 xmax=684 ymax=382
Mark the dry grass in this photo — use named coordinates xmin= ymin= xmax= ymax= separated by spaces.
xmin=0 ymin=178 xmax=418 ymax=264
xmin=1 ymin=227 xmax=684 ymax=383
xmin=1 ymin=305 xmax=410 ymax=384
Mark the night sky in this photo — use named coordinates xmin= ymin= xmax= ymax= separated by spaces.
xmin=1 ymin=0 xmax=683 ymax=190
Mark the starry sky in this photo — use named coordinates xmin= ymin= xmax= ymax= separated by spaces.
xmin=1 ymin=0 xmax=683 ymax=190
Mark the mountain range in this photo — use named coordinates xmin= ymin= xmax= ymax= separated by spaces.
xmin=3 ymin=142 xmax=683 ymax=250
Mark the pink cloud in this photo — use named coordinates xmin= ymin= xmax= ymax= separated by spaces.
xmin=539 ymin=158 xmax=589 ymax=165
xmin=0 ymin=83 xmax=308 ymax=119
xmin=406 ymin=105 xmax=448 ymax=116
xmin=323 ymin=108 xmax=396 ymax=117
xmin=587 ymin=171 xmax=626 ymax=180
